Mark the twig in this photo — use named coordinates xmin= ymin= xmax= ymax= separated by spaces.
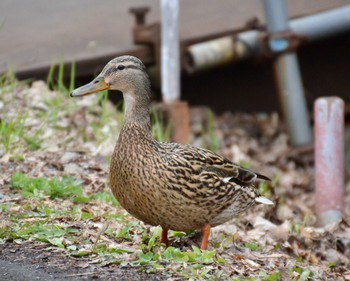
xmin=62 ymin=272 xmax=99 ymax=278
xmin=93 ymin=222 xmax=109 ymax=251
xmin=0 ymin=198 xmax=22 ymax=203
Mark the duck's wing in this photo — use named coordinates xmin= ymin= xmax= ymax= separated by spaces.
xmin=163 ymin=143 xmax=270 ymax=185
xmin=160 ymin=143 xmax=273 ymax=206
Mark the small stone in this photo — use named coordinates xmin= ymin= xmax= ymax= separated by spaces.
xmin=60 ymin=152 xmax=80 ymax=164
xmin=64 ymin=163 xmax=83 ymax=174
xmin=254 ymin=216 xmax=277 ymax=231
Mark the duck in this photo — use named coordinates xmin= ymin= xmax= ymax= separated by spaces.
xmin=70 ymin=55 xmax=273 ymax=250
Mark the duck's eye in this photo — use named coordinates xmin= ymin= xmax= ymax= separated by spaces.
xmin=117 ymin=65 xmax=125 ymax=70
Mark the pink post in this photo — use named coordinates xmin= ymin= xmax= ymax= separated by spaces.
xmin=314 ymin=97 xmax=344 ymax=226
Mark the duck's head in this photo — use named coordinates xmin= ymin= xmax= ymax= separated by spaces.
xmin=70 ymin=55 xmax=150 ymax=99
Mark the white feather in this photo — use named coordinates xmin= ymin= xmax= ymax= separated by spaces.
xmin=255 ymin=196 xmax=274 ymax=205
xmin=223 ymin=177 xmax=232 ymax=183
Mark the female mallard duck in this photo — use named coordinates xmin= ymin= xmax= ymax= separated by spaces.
xmin=71 ymin=55 xmax=273 ymax=250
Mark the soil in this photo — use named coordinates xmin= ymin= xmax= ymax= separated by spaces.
xmin=0 ymin=243 xmax=164 ymax=281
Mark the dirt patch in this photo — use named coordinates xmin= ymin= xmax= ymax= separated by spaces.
xmin=0 ymin=243 xmax=164 ymax=281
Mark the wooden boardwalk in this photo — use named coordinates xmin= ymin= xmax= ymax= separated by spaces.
xmin=1 ymin=0 xmax=348 ymax=78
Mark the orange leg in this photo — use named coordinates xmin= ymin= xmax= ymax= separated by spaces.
xmin=160 ymin=228 xmax=169 ymax=247
xmin=200 ymin=224 xmax=211 ymax=250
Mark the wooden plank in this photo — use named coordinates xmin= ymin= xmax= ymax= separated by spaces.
xmin=0 ymin=0 xmax=348 ymax=77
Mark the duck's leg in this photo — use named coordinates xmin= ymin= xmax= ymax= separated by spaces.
xmin=160 ymin=228 xmax=169 ymax=247
xmin=200 ymin=224 xmax=211 ymax=250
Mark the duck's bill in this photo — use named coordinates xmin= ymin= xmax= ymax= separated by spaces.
xmin=70 ymin=77 xmax=110 ymax=97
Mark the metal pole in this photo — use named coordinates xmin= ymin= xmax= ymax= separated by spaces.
xmin=160 ymin=0 xmax=189 ymax=144
xmin=262 ymin=0 xmax=312 ymax=146
xmin=160 ymin=0 xmax=180 ymax=103
xmin=291 ymin=6 xmax=350 ymax=41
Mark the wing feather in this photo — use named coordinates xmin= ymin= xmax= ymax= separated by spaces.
xmin=161 ymin=143 xmax=269 ymax=186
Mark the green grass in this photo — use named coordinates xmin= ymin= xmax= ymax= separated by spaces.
xmin=11 ymin=172 xmax=86 ymax=201
xmin=193 ymin=109 xmax=220 ymax=152
xmin=0 ymin=109 xmax=44 ymax=152
xmin=258 ymin=272 xmax=282 ymax=281
xmin=46 ymin=56 xmax=76 ymax=94
xmin=43 ymin=59 xmax=79 ymax=130
xmin=0 ymin=71 xmax=30 ymax=152
xmin=0 ymin=113 xmax=26 ymax=152
xmin=151 ymin=107 xmax=172 ymax=142
xmin=206 ymin=109 xmax=219 ymax=152
xmin=10 ymin=173 xmax=121 ymax=207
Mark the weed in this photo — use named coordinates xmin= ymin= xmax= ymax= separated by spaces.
xmin=151 ymin=107 xmax=172 ymax=142
xmin=206 ymin=109 xmax=219 ymax=152
xmin=289 ymin=267 xmax=313 ymax=281
xmin=42 ymin=58 xmax=80 ymax=132
xmin=327 ymin=262 xmax=336 ymax=268
xmin=47 ymin=56 xmax=76 ymax=94
xmin=23 ymin=134 xmax=42 ymax=151
xmin=288 ymin=221 xmax=301 ymax=235
xmin=147 ymin=226 xmax=162 ymax=251
xmin=0 ymin=113 xmax=26 ymax=152
xmin=115 ymin=221 xmax=141 ymax=241
xmin=259 ymin=271 xmax=282 ymax=281
xmin=242 ymin=242 xmax=260 ymax=251
xmin=0 ymin=70 xmax=29 ymax=94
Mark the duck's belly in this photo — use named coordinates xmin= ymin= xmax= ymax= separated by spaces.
xmin=110 ymin=179 xmax=257 ymax=231
xmin=110 ymin=180 xmax=211 ymax=231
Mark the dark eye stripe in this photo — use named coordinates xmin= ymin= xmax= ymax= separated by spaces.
xmin=125 ymin=65 xmax=141 ymax=70
xmin=104 ymin=63 xmax=144 ymax=76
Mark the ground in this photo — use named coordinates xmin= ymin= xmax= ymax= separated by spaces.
xmin=0 ymin=75 xmax=349 ymax=280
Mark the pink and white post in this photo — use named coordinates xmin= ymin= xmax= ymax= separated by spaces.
xmin=314 ymin=97 xmax=345 ymax=226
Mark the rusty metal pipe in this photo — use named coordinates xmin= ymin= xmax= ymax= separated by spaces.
xmin=184 ymin=6 xmax=350 ymax=73
xmin=184 ymin=37 xmax=249 ymax=73
xmin=314 ymin=97 xmax=345 ymax=226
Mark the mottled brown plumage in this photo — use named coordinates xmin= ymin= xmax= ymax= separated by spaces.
xmin=71 ymin=55 xmax=273 ymax=250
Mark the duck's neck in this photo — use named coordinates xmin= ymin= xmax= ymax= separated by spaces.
xmin=122 ymin=87 xmax=151 ymax=135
